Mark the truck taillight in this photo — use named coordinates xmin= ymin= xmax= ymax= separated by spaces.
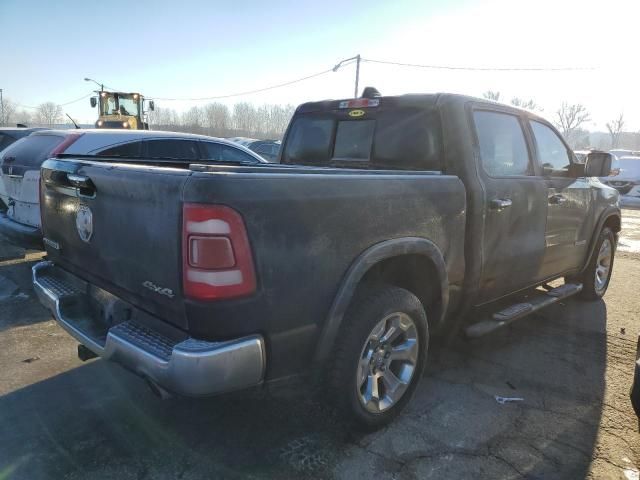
xmin=182 ymin=204 xmax=256 ymax=300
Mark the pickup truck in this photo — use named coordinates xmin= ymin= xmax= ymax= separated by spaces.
xmin=33 ymin=92 xmax=620 ymax=429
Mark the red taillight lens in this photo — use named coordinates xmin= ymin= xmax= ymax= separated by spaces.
xmin=50 ymin=133 xmax=83 ymax=156
xmin=182 ymin=204 xmax=256 ymax=300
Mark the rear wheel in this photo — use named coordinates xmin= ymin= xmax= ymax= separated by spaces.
xmin=570 ymin=227 xmax=616 ymax=300
xmin=328 ymin=285 xmax=429 ymax=430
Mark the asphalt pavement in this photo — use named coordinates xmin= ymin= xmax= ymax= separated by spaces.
xmin=1 ymin=216 xmax=639 ymax=479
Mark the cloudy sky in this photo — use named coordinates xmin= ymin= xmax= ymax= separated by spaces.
xmin=1 ymin=0 xmax=638 ymax=129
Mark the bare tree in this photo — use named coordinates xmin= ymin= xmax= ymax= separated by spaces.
xmin=554 ymin=102 xmax=591 ymax=146
xmin=483 ymin=90 xmax=501 ymax=101
xmin=0 ymin=98 xmax=17 ymax=126
xmin=606 ymin=113 xmax=625 ymax=149
xmin=510 ymin=97 xmax=541 ymax=111
xmin=35 ymin=102 xmax=62 ymax=126
xmin=203 ymin=103 xmax=231 ymax=134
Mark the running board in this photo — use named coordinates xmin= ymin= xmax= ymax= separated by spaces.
xmin=465 ymin=283 xmax=583 ymax=338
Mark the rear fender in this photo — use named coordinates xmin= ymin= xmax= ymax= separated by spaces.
xmin=313 ymin=237 xmax=448 ymax=363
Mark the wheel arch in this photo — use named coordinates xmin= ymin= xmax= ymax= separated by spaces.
xmin=580 ymin=207 xmax=621 ymax=274
xmin=313 ymin=237 xmax=448 ymax=364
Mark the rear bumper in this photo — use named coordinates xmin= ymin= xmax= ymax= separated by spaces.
xmin=32 ymin=261 xmax=265 ymax=396
xmin=632 ymin=336 xmax=640 ymax=418
xmin=0 ymin=213 xmax=42 ymax=249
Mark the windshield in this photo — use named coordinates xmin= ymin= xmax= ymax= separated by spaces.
xmin=100 ymin=93 xmax=140 ymax=116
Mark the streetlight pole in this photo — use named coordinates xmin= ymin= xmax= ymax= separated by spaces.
xmin=84 ymin=77 xmax=103 ymax=92
xmin=0 ymin=89 xmax=4 ymax=126
xmin=333 ymin=55 xmax=361 ymax=98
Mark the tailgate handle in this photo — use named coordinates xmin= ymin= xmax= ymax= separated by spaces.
xmin=67 ymin=174 xmax=91 ymax=188
xmin=67 ymin=173 xmax=96 ymax=198
xmin=44 ymin=171 xmax=96 ymax=198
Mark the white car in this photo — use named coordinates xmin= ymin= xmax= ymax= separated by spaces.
xmin=602 ymin=156 xmax=640 ymax=208
xmin=0 ymin=129 xmax=266 ymax=247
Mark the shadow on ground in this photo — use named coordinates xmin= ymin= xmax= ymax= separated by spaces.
xmin=0 ymin=297 xmax=608 ymax=479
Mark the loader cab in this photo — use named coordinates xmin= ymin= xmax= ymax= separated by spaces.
xmin=90 ymin=92 xmax=154 ymax=130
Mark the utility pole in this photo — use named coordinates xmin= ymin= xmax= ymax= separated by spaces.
xmin=333 ymin=55 xmax=362 ymax=98
xmin=354 ymin=54 xmax=360 ymax=98
xmin=0 ymin=89 xmax=4 ymax=126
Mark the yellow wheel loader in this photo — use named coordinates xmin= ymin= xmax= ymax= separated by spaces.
xmin=90 ymin=91 xmax=154 ymax=130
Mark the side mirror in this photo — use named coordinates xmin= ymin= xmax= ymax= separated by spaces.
xmin=148 ymin=100 xmax=155 ymax=111
xmin=90 ymin=97 xmax=97 ymax=108
xmin=584 ymin=151 xmax=613 ymax=177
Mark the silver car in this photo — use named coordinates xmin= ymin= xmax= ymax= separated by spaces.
xmin=601 ymin=156 xmax=640 ymax=208
xmin=0 ymin=129 xmax=266 ymax=247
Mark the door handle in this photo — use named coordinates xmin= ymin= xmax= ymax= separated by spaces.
xmin=489 ymin=198 xmax=512 ymax=210
xmin=549 ymin=194 xmax=567 ymax=205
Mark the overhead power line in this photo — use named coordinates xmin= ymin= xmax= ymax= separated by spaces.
xmin=16 ymin=90 xmax=95 ymax=109
xmin=151 ymin=65 xmax=347 ymax=102
xmin=361 ymin=58 xmax=595 ymax=72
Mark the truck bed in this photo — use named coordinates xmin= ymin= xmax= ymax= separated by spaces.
xmin=40 ymin=158 xmax=466 ymax=378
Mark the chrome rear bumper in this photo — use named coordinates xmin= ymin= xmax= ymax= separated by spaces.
xmin=32 ymin=261 xmax=265 ymax=396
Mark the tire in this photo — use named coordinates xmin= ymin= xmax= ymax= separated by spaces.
xmin=571 ymin=227 xmax=616 ymax=300
xmin=328 ymin=285 xmax=429 ymax=430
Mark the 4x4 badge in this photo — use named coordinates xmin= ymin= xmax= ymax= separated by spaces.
xmin=76 ymin=204 xmax=93 ymax=243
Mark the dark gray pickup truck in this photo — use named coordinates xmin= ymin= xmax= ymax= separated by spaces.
xmin=33 ymin=92 xmax=620 ymax=428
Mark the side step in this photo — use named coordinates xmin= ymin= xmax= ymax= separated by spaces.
xmin=465 ymin=283 xmax=583 ymax=338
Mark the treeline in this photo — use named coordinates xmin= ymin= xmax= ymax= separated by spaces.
xmin=148 ymin=102 xmax=296 ymax=139
xmin=0 ymin=99 xmax=63 ymax=127
xmin=0 ymin=97 xmax=296 ymax=140
xmin=482 ymin=90 xmax=639 ymax=151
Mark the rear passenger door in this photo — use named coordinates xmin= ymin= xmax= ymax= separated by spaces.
xmin=473 ymin=109 xmax=549 ymax=302
xmin=528 ymin=120 xmax=592 ymax=276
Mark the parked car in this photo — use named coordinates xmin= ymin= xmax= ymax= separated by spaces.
xmin=601 ymin=156 xmax=640 ymax=208
xmin=228 ymin=137 xmax=281 ymax=162
xmin=0 ymin=129 xmax=265 ymax=247
xmin=610 ymin=149 xmax=640 ymax=159
xmin=0 ymin=126 xmax=45 ymax=153
xmin=33 ymin=92 xmax=619 ymax=429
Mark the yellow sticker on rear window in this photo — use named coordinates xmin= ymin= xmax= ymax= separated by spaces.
xmin=348 ymin=109 xmax=365 ymax=118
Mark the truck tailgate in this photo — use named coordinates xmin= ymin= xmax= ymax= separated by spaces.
xmin=40 ymin=159 xmax=191 ymax=329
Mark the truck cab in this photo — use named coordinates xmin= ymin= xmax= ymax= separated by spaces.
xmin=90 ymin=91 xmax=154 ymax=130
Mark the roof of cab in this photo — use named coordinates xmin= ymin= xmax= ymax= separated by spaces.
xmin=295 ymin=92 xmax=549 ymax=122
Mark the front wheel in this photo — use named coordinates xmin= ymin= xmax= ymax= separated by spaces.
xmin=570 ymin=227 xmax=616 ymax=300
xmin=328 ymin=285 xmax=429 ymax=430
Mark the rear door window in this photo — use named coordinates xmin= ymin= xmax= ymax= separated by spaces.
xmin=473 ymin=111 xmax=532 ymax=176
xmin=143 ymin=139 xmax=199 ymax=160
xmin=95 ymin=141 xmax=142 ymax=157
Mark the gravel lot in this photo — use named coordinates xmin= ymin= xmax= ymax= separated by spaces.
xmin=1 ymin=211 xmax=639 ymax=480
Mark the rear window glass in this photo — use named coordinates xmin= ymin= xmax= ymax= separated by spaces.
xmin=0 ymin=133 xmax=17 ymax=152
xmin=282 ymin=108 xmax=442 ymax=170
xmin=334 ymin=120 xmax=375 ymax=159
xmin=1 ymin=134 xmax=64 ymax=167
